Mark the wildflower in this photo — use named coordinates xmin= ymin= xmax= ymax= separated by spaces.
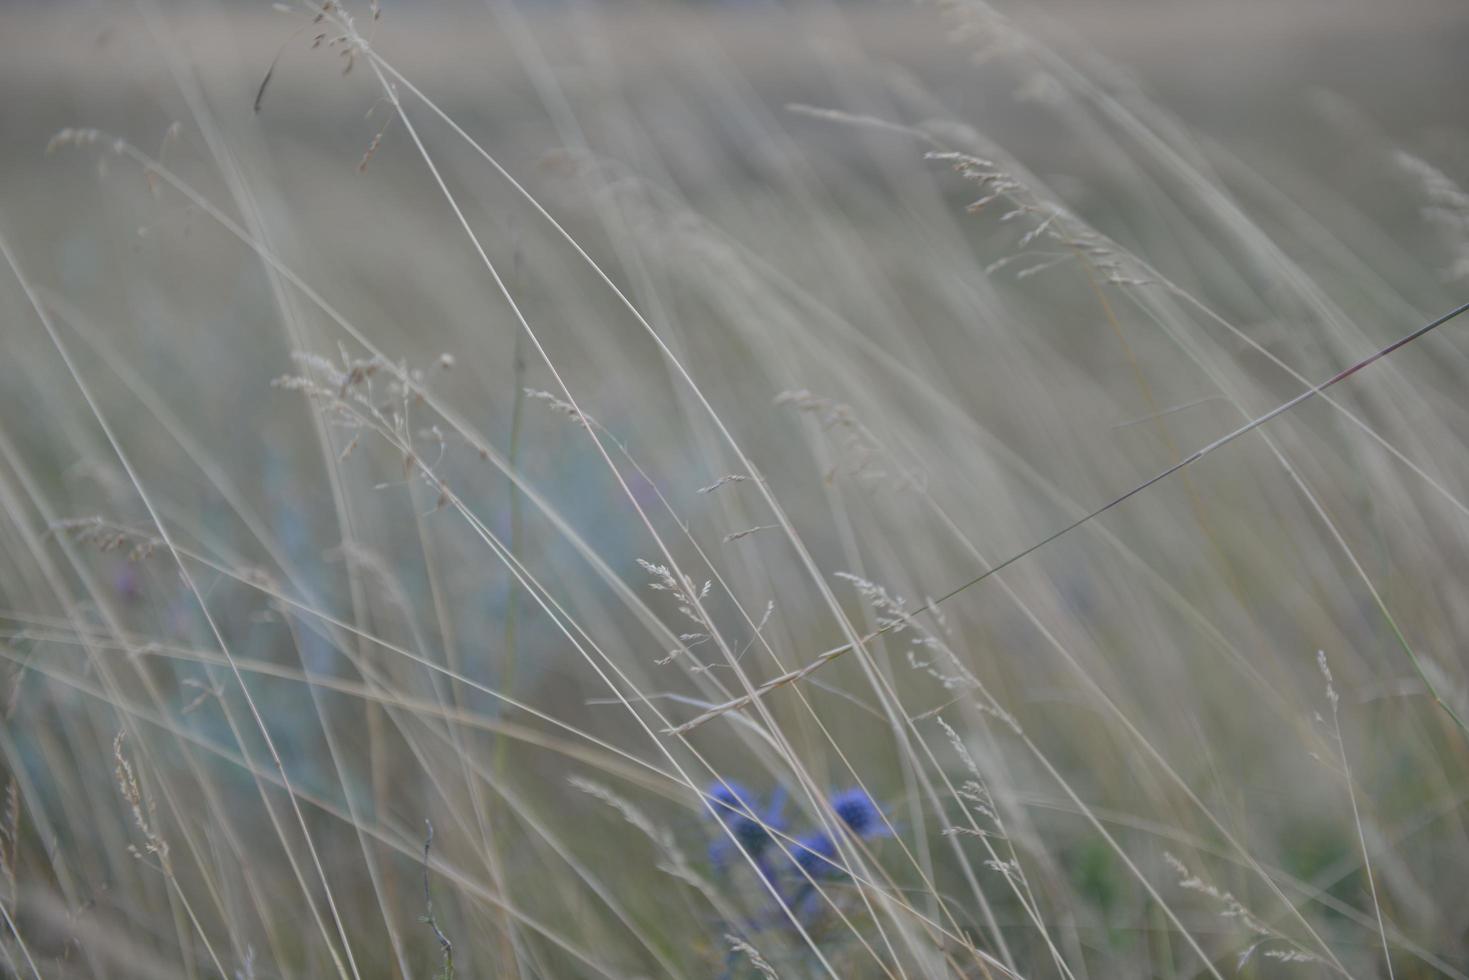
xmin=707 ymin=781 xmax=785 ymax=867
xmin=783 ymin=830 xmax=845 ymax=929
xmin=788 ymin=789 xmax=885 ymax=883
xmin=792 ymin=831 xmax=841 ymax=879
xmin=829 ymin=787 xmax=888 ymax=839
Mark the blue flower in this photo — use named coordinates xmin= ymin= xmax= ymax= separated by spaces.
xmin=792 ymin=831 xmax=841 ymax=878
xmin=707 ymin=781 xmax=785 ymax=867
xmin=829 ymin=787 xmax=888 ymax=839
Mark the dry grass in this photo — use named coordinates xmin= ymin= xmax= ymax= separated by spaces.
xmin=1 ymin=0 xmax=1468 ymax=977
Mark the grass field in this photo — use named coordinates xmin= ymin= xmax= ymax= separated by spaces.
xmin=2 ymin=0 xmax=1469 ymax=976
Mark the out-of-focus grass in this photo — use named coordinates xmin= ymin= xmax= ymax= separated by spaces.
xmin=2 ymin=1 xmax=1469 ymax=977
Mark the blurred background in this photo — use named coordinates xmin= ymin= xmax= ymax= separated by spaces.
xmin=3 ymin=0 xmax=1469 ymax=977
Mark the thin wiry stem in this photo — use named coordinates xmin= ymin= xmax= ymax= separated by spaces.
xmin=1319 ymin=653 xmax=1395 ymax=980
xmin=421 ymin=821 xmax=455 ymax=980
xmin=0 ymin=898 xmax=40 ymax=980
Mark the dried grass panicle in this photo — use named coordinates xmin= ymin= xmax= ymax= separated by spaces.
xmin=638 ymin=558 xmax=712 ymax=625
xmin=725 ymin=933 xmax=781 ymax=979
xmin=697 ymin=474 xmax=747 ymax=495
xmin=50 ymin=516 xmax=161 ymax=562
xmin=524 ymin=388 xmax=593 ymax=429
xmin=113 ymin=733 xmax=169 ymax=873
xmin=776 ymin=390 xmax=924 ymax=490
xmin=639 ymin=558 xmax=717 ymax=664
xmin=567 ymin=776 xmax=724 ymax=907
xmin=1163 ymin=853 xmax=1319 ymax=970
xmin=722 ymin=524 xmax=777 ymax=544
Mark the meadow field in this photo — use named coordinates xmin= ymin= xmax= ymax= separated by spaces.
xmin=2 ymin=0 xmax=1469 ymax=976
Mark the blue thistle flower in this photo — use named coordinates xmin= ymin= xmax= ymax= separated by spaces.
xmin=829 ymin=787 xmax=888 ymax=839
xmin=706 ymin=781 xmax=785 ymax=868
xmin=792 ymin=831 xmax=841 ymax=879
